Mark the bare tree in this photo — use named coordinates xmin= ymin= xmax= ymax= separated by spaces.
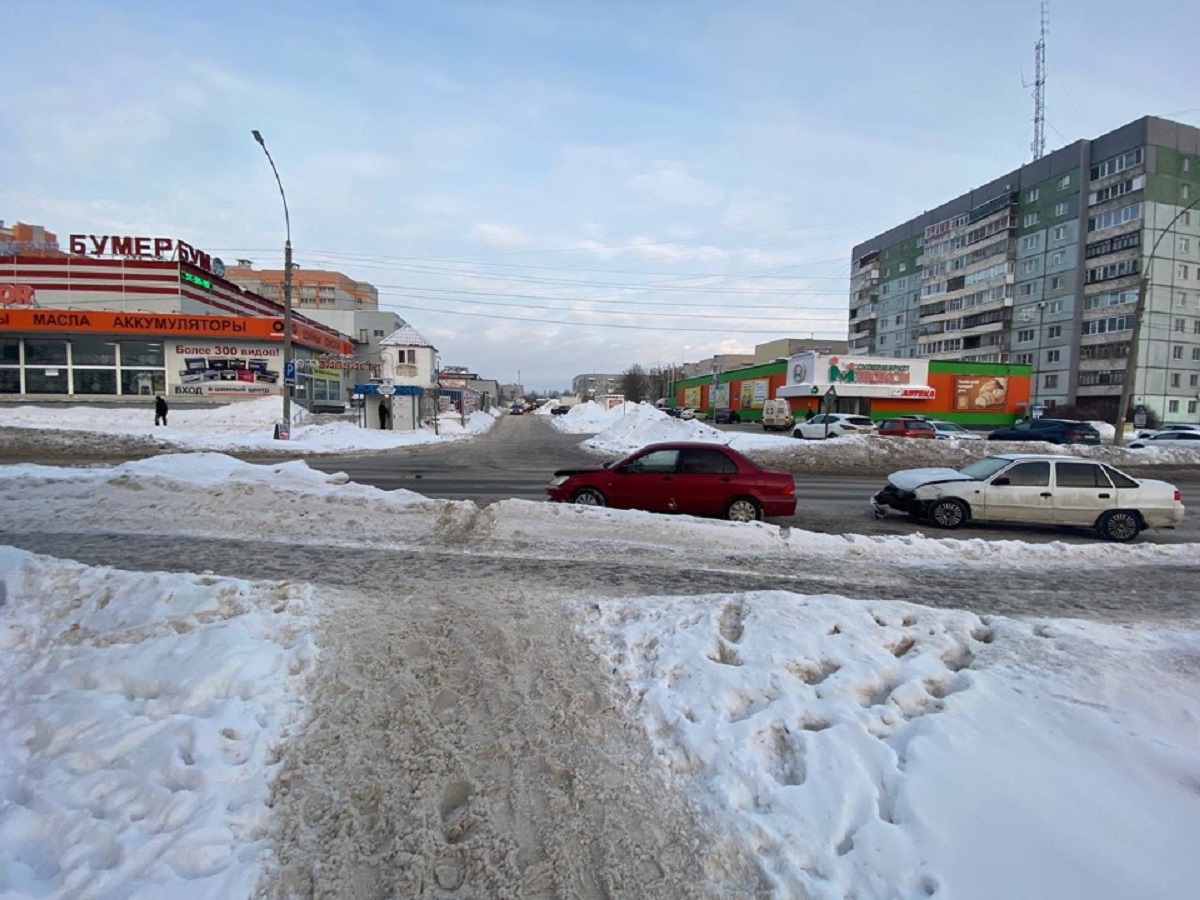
xmin=622 ymin=364 xmax=649 ymax=402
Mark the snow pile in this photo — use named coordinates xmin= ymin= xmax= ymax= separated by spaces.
xmin=584 ymin=591 xmax=1200 ymax=899
xmin=1089 ymin=420 xmax=1117 ymax=440
xmin=0 ymin=547 xmax=317 ymax=898
xmin=550 ymin=400 xmax=660 ymax=434
xmin=0 ymin=398 xmax=500 ymax=454
xmin=582 ymin=403 xmax=725 ymax=451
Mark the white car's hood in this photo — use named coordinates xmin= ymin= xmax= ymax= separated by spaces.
xmin=887 ymin=467 xmax=977 ymax=492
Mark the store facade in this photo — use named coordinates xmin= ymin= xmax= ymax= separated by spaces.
xmin=1 ymin=235 xmax=356 ymax=402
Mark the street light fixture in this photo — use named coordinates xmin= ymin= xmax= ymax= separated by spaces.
xmin=1031 ymin=299 xmax=1047 ymax=413
xmin=1113 ymin=194 xmax=1200 ymax=445
xmin=251 ymin=129 xmax=294 ymax=438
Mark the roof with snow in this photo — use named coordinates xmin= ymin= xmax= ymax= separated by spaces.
xmin=379 ymin=323 xmax=436 ymax=350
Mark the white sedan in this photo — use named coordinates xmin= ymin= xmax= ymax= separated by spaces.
xmin=1128 ymin=430 xmax=1200 ymax=449
xmin=871 ymin=453 xmax=1184 ymax=542
xmin=793 ymin=413 xmax=876 ymax=439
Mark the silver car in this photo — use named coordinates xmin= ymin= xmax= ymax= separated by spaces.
xmin=871 ymin=453 xmax=1184 ymax=542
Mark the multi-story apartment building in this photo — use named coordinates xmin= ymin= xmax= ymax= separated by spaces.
xmin=571 ymin=373 xmax=623 ymax=398
xmin=850 ymin=116 xmax=1200 ymax=421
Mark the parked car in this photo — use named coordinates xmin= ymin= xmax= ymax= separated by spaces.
xmin=871 ymin=453 xmax=1184 ymax=542
xmin=713 ymin=408 xmax=742 ymax=424
xmin=928 ymin=420 xmax=983 ymax=441
xmin=987 ymin=418 xmax=1102 ymax=445
xmin=876 ymin=417 xmax=937 ymax=439
xmin=550 ymin=405 xmax=571 ymax=416
xmin=760 ymin=399 xmax=794 ymax=432
xmin=663 ymin=407 xmax=682 ymax=418
xmin=545 ymin=442 xmax=796 ymax=522
xmin=1127 ymin=430 xmax=1200 ymax=449
xmin=793 ymin=413 xmax=876 ymax=439
xmin=679 ymin=408 xmax=698 ymax=420
xmin=509 ymin=405 xmax=524 ymax=415
xmin=1134 ymin=423 xmax=1200 ymax=439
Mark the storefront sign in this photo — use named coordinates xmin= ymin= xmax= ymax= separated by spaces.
xmin=0 ymin=284 xmax=36 ymax=307
xmin=828 ymin=356 xmax=912 ymax=385
xmin=0 ymin=308 xmax=354 ymax=354
xmin=892 ymin=386 xmax=937 ymax=399
xmin=953 ymin=376 xmax=1007 ymax=410
xmin=295 ymin=356 xmax=380 ymax=373
xmin=69 ymin=234 xmax=221 ymax=274
xmin=739 ymin=379 xmax=769 ymax=409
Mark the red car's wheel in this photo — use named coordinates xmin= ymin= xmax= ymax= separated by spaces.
xmin=571 ymin=488 xmax=607 ymax=507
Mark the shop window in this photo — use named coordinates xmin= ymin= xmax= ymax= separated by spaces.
xmin=0 ymin=339 xmax=19 ymax=364
xmin=70 ymin=336 xmax=117 ymax=366
xmin=120 ymin=340 xmax=165 ymax=366
xmin=121 ymin=370 xmax=166 ymax=396
xmin=25 ymin=339 xmax=67 ymax=365
xmin=73 ymin=370 xmax=117 ymax=395
xmin=25 ymin=368 xmax=68 ymax=394
xmin=0 ymin=369 xmax=20 ymax=393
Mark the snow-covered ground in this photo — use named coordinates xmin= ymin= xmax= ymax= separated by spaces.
xmin=552 ymin=400 xmax=1200 ymax=468
xmin=1 ymin=453 xmax=1199 ymax=897
xmin=0 ymin=397 xmax=500 ymax=454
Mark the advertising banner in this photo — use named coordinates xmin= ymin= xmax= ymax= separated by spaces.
xmin=604 ymin=394 xmax=625 ymax=410
xmin=166 ymin=340 xmax=281 ymax=398
xmin=954 ymin=376 xmax=1008 ymax=410
xmin=739 ymin=379 xmax=768 ymax=409
xmin=684 ymin=386 xmax=701 ymax=408
xmin=713 ymin=383 xmax=730 ymax=409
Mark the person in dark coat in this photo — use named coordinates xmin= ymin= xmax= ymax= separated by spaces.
xmin=804 ymin=407 xmax=815 ymax=421
xmin=154 ymin=395 xmax=169 ymax=426
xmin=378 ymin=401 xmax=390 ymax=430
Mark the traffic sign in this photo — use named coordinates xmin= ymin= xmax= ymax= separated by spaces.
xmin=284 ymin=360 xmax=296 ymax=381
xmin=824 ymin=385 xmax=838 ymax=403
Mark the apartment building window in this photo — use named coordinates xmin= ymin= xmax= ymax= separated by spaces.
xmin=1180 ymin=238 xmax=1191 ymax=255
xmin=1191 ymin=401 xmax=1198 ymax=415
xmin=899 ymin=262 xmax=907 ymax=272
xmin=1178 ymin=264 xmax=1190 ymax=280
xmin=1050 ymin=251 xmax=1065 ymax=267
xmin=1019 ymin=283 xmax=1035 ymax=296
xmin=1048 ymin=300 xmax=1063 ymax=314
xmin=1173 ymin=345 xmax=1183 ymax=360
xmin=1058 ymin=175 xmax=1071 ymax=190
xmin=1078 ymin=370 xmax=1125 ymax=386
xmin=1195 ymin=320 xmax=1200 ymax=334
xmin=1048 ymin=325 xmax=1062 ymax=339
xmin=372 ymin=329 xmax=385 ymax=337
xmin=1050 ymin=276 xmax=1064 ymax=290
xmin=1169 ymin=400 xmax=1180 ymax=413
xmin=1089 ymin=147 xmax=1143 ymax=181
xmin=1086 ymin=231 xmax=1141 ymax=259
xmin=1043 ymin=374 xmax=1058 ymax=389
xmin=1191 ymin=374 xmax=1200 ymax=388
xmin=894 ymin=315 xmax=904 ymax=324
xmin=1087 ymin=202 xmax=1142 ymax=233
xmin=1083 ymin=288 xmax=1137 ymax=310
xmin=1185 ymin=212 xmax=1193 ymax=226
xmin=1021 ymin=235 xmax=1040 ymax=251
xmin=1021 ymin=259 xmax=1038 ymax=275
xmin=1081 ymin=316 xmax=1132 ymax=335
xmin=1186 ymin=158 xmax=1193 ymax=173
xmin=1015 ymin=353 xmax=1034 ymax=365
xmin=1046 ymin=349 xmax=1060 ymax=363
xmin=1054 ymin=202 xmax=1069 ymax=217
xmin=1194 ymin=348 xmax=1200 ymax=361
xmin=1171 ymin=374 xmax=1182 ymax=388
xmin=1088 ymin=174 xmax=1145 ymax=206
xmin=1052 ymin=225 xmax=1067 ymax=241
xmin=1024 ymin=212 xmax=1040 ymax=227
xmin=1179 ymin=292 xmax=1190 ymax=307
xmin=880 ymin=335 xmax=888 ymax=346
xmin=1175 ymin=318 xmax=1186 ymax=333
xmin=1086 ymin=259 xmax=1140 ymax=284
xmin=1027 ymin=188 xmax=1041 ymax=202
xmin=1018 ymin=328 xmax=1035 ymax=343
xmin=1184 ymin=185 xmax=1192 ymax=201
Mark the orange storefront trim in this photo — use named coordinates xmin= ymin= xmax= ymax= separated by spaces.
xmin=0 ymin=308 xmax=355 ymax=355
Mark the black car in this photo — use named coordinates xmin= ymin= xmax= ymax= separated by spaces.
xmin=663 ymin=407 xmax=683 ymax=418
xmin=987 ymin=418 xmax=1101 ymax=445
xmin=550 ymin=405 xmax=571 ymax=415
xmin=713 ymin=408 xmax=741 ymax=424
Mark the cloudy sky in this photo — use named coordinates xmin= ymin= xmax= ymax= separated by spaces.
xmin=3 ymin=1 xmax=1199 ymax=391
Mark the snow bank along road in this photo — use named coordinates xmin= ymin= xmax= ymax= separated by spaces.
xmin=2 ymin=456 xmax=1199 ymax=898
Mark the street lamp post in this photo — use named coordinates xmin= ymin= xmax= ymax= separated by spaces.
xmin=1031 ymin=300 xmax=1046 ymax=414
xmin=1113 ymin=194 xmax=1200 ymax=445
xmin=251 ymin=129 xmax=294 ymax=438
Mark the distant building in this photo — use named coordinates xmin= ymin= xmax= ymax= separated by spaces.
xmin=571 ymin=373 xmax=623 ymax=398
xmin=849 ymin=115 xmax=1200 ymax=421
xmin=753 ymin=337 xmax=849 ymax=365
xmin=680 ymin=354 xmax=755 ymax=379
xmin=0 ymin=220 xmax=63 ymax=257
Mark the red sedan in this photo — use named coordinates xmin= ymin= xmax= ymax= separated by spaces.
xmin=545 ymin=442 xmax=796 ymax=522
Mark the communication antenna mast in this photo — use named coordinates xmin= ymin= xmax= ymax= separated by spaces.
xmin=1031 ymin=1 xmax=1048 ymax=160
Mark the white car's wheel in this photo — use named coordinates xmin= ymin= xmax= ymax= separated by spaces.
xmin=1096 ymin=510 xmax=1141 ymax=543
xmin=928 ymin=498 xmax=969 ymax=529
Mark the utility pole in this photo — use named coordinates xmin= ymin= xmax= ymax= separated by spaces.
xmin=1113 ymin=194 xmax=1200 ymax=445
xmin=251 ymin=130 xmax=293 ymax=438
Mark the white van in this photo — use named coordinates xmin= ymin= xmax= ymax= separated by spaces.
xmin=761 ymin=399 xmax=795 ymax=432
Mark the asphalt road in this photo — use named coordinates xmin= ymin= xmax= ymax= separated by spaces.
xmin=296 ymin=415 xmax=1200 ymax=546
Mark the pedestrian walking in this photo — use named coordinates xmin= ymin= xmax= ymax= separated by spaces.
xmin=378 ymin=401 xmax=390 ymax=430
xmin=804 ymin=407 xmax=815 ymax=422
xmin=154 ymin=395 xmax=169 ymax=426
